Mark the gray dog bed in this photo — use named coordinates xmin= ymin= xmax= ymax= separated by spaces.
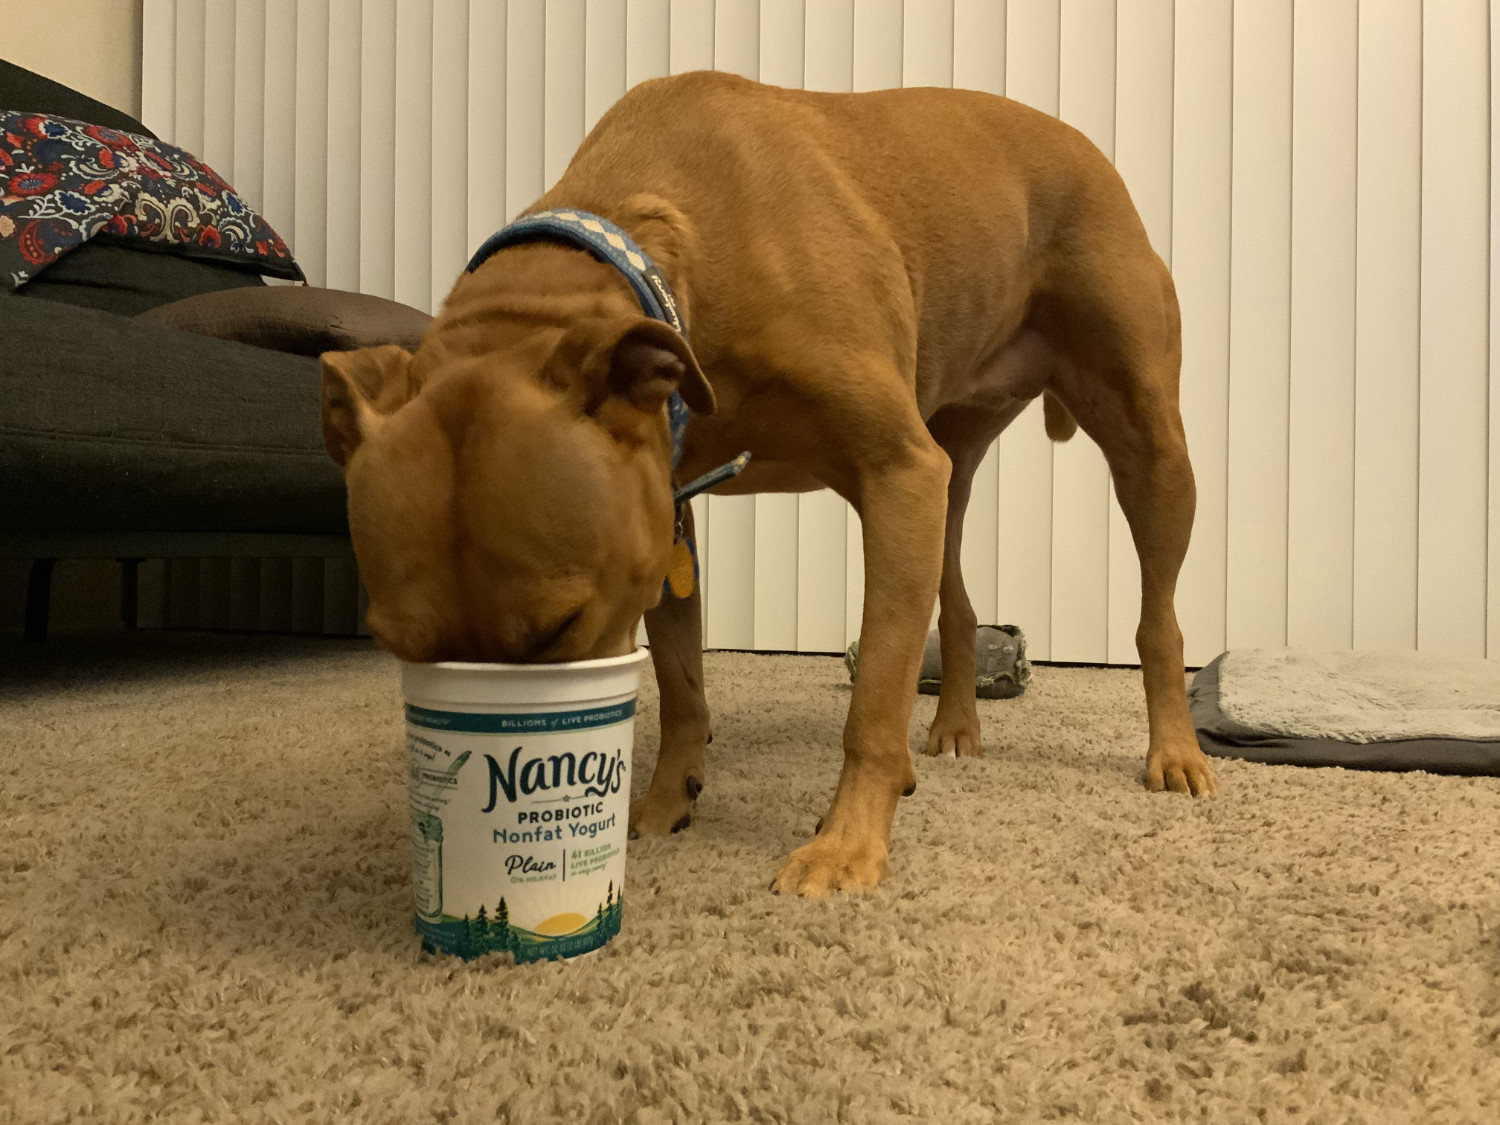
xmin=1190 ymin=648 xmax=1500 ymax=775
xmin=846 ymin=624 xmax=1031 ymax=699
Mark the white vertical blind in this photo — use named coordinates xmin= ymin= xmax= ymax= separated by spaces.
xmin=359 ymin=0 xmax=397 ymax=299
xmin=232 ymin=0 xmax=266 ymax=212
xmin=952 ymin=0 xmax=1005 ymax=94
xmin=715 ymin=0 xmax=760 ymax=80
xmin=1226 ymin=0 xmax=1292 ymax=652
xmin=141 ymin=0 xmax=176 ymax=141
xmin=200 ymin=2 xmax=235 ymax=178
xmin=262 ymin=0 xmax=298 ymax=255
xmin=325 ymin=0 xmax=362 ymax=291
xmin=585 ymin=0 xmax=626 ymax=132
xmin=544 ymin=0 xmax=587 ymax=187
xmin=430 ymin=0 xmax=469 ymax=311
xmin=1171 ymin=0 xmax=1231 ymax=665
xmin=1491 ymin=5 xmax=1500 ymax=664
xmin=903 ymin=0 xmax=953 ymax=87
xmin=1354 ymin=0 xmax=1421 ymax=653
xmin=805 ymin=1 xmax=854 ymax=93
xmin=141 ymin=0 xmax=1497 ymax=661
xmin=669 ymin=0 xmax=714 ymax=73
xmin=853 ymin=0 xmax=903 ymax=90
xmin=392 ymin=0 xmax=434 ymax=311
xmin=627 ymin=0 xmax=670 ymax=86
xmin=172 ymin=0 xmax=205 ymax=157
xmin=294 ymin=0 xmax=331 ymax=288
xmin=506 ymin=1 xmax=544 ymax=222
xmin=1287 ymin=0 xmax=1357 ymax=649
xmin=1419 ymin=0 xmax=1490 ymax=658
xmin=466 ymin=1 xmax=506 ymax=250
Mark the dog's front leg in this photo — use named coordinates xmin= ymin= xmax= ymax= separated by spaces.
xmin=771 ymin=441 xmax=950 ymax=896
xmin=632 ymin=502 xmax=711 ymax=838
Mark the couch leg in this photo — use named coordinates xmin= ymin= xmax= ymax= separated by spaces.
xmin=25 ymin=558 xmax=56 ymax=644
xmin=119 ymin=558 xmax=142 ymax=631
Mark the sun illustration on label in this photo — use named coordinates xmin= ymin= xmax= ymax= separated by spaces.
xmin=533 ymin=912 xmax=589 ymax=936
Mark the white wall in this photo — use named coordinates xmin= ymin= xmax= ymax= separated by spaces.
xmin=2 ymin=0 xmax=144 ymax=118
xmin=138 ymin=0 xmax=1499 ymax=664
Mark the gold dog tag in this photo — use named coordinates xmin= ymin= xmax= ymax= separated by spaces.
xmin=667 ymin=538 xmax=697 ymax=598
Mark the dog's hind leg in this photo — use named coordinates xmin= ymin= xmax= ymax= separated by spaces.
xmin=1103 ymin=391 xmax=1216 ymax=795
xmin=921 ymin=404 xmax=1024 ymax=757
xmin=632 ymin=502 xmax=712 ymax=837
xmin=1045 ymin=263 xmax=1217 ymax=796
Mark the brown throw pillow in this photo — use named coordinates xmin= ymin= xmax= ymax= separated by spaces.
xmin=140 ymin=285 xmax=433 ymax=355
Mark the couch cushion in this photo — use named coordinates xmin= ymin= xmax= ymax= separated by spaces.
xmin=17 ymin=239 xmax=266 ymax=317
xmin=140 ymin=285 xmax=434 ymax=354
xmin=0 ymin=297 xmax=348 ymax=535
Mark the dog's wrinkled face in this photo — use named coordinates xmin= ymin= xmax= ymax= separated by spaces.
xmin=320 ymin=316 xmax=713 ymax=665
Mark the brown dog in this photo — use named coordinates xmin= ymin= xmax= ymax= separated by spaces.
xmin=320 ymin=71 xmax=1218 ymax=897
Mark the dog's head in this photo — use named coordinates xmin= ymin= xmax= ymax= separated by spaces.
xmin=320 ymin=306 xmax=713 ymax=665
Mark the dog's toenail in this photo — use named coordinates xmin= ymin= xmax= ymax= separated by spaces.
xmin=814 ymin=817 xmax=824 ymax=835
xmin=769 ymin=882 xmax=779 ymax=895
xmin=902 ymin=781 xmax=916 ymax=797
xmin=628 ymin=828 xmax=640 ymax=840
xmin=670 ymin=813 xmax=692 ymax=834
xmin=685 ymin=776 xmax=703 ymax=800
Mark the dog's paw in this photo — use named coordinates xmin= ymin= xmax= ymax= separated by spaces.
xmin=629 ymin=776 xmax=702 ymax=838
xmin=770 ymin=832 xmax=889 ymax=897
xmin=923 ymin=709 xmax=983 ymax=758
xmin=1146 ymin=741 xmax=1219 ymax=797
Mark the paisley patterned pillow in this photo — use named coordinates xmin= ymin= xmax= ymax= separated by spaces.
xmin=0 ymin=111 xmax=304 ymax=287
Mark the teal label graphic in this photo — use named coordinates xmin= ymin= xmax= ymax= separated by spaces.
xmin=405 ymin=700 xmax=635 ymax=734
xmin=405 ymin=703 xmax=633 ymax=963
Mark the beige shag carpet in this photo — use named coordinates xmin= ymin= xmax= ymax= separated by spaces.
xmin=3 ymin=633 xmax=1498 ymax=1125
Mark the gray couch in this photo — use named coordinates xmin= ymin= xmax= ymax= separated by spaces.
xmin=1 ymin=59 xmax=426 ymax=639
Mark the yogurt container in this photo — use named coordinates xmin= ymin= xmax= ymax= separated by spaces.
xmin=401 ymin=649 xmax=647 ymax=962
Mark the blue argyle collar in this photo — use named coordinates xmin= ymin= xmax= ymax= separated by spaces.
xmin=469 ymin=209 xmax=734 ymax=491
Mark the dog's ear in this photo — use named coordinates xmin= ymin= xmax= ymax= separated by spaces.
xmin=551 ymin=317 xmax=716 ymax=419
xmin=606 ymin=319 xmax=716 ymax=416
xmin=320 ymin=345 xmax=417 ymax=467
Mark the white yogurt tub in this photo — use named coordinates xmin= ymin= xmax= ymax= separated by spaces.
xmin=401 ymin=649 xmax=647 ymax=962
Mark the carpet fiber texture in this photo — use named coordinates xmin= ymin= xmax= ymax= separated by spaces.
xmin=2 ymin=634 xmax=1498 ymax=1124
